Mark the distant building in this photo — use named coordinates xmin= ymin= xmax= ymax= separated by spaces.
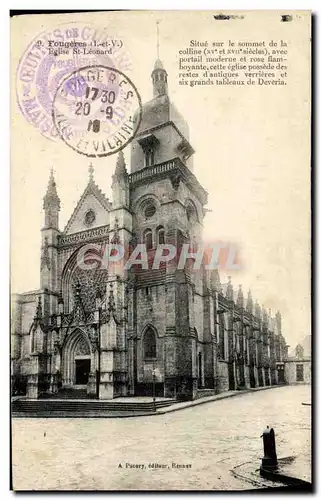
xmin=11 ymin=59 xmax=289 ymax=400
xmin=284 ymin=335 xmax=311 ymax=385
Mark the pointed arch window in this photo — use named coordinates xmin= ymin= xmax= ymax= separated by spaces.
xmin=144 ymin=327 xmax=157 ymax=359
xmin=156 ymin=226 xmax=165 ymax=245
xmin=143 ymin=229 xmax=153 ymax=251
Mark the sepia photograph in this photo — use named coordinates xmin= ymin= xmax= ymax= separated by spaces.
xmin=10 ymin=9 xmax=312 ymax=491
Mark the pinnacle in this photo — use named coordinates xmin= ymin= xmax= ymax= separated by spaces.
xmin=115 ymin=150 xmax=127 ymax=175
xmin=35 ymin=296 xmax=42 ymax=320
xmin=211 ymin=269 xmax=221 ymax=291
xmin=226 ymin=276 xmax=233 ymax=300
xmin=43 ymin=168 xmax=60 ymax=209
xmin=246 ymin=289 xmax=253 ymax=312
xmin=237 ymin=284 xmax=244 ymax=307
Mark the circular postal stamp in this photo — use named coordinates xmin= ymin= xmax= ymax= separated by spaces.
xmin=52 ymin=65 xmax=142 ymax=157
xmin=16 ymin=22 xmax=133 ymax=141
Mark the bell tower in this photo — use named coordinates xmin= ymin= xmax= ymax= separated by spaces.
xmin=130 ymin=57 xmax=194 ymax=173
xmin=127 ymin=38 xmax=209 ymax=399
xmin=130 ymin=22 xmax=194 ymax=174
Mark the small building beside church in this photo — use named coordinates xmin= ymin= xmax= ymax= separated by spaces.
xmin=283 ymin=336 xmax=311 ymax=385
xmin=11 ymin=58 xmax=289 ymax=400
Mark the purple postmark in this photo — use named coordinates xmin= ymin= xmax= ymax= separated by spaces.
xmin=16 ymin=21 xmax=133 ymax=141
xmin=64 ymin=74 xmax=87 ymax=97
xmin=52 ymin=65 xmax=142 ymax=157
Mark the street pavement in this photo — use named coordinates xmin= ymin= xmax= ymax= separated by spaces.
xmin=12 ymin=384 xmax=311 ymax=490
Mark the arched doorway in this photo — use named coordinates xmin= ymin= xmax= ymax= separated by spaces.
xmin=62 ymin=329 xmax=92 ymax=387
xmin=136 ymin=325 xmax=164 ymax=397
xmin=143 ymin=327 xmax=157 ymax=359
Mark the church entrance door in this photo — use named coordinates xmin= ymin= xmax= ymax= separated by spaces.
xmin=75 ymin=358 xmax=91 ymax=385
xmin=61 ymin=329 xmax=92 ymax=387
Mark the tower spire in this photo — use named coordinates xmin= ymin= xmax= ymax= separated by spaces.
xmin=156 ymin=20 xmax=160 ymax=59
xmin=43 ymin=168 xmax=60 ymax=208
xmin=43 ymin=167 xmax=60 ymax=229
xmin=112 ymin=151 xmax=129 ymax=208
xmin=152 ymin=21 xmax=168 ymax=98
xmin=115 ymin=150 xmax=127 ymax=176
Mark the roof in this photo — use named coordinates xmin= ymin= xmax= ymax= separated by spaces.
xmin=154 ymin=58 xmax=164 ymax=70
xmin=63 ymin=178 xmax=112 ymax=233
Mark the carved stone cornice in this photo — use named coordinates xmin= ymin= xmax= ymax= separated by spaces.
xmin=58 ymin=225 xmax=110 ymax=248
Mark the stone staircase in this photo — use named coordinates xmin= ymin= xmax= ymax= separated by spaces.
xmin=12 ymin=397 xmax=175 ymax=418
xmin=40 ymin=388 xmax=90 ymax=399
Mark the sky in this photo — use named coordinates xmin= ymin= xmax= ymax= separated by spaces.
xmin=11 ymin=10 xmax=311 ymax=349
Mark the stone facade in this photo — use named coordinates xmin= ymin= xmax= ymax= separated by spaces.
xmin=11 ymin=59 xmax=289 ymax=400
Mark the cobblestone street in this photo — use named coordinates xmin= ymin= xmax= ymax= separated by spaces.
xmin=12 ymin=385 xmax=311 ymax=490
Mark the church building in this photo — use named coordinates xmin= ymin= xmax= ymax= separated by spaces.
xmin=11 ymin=59 xmax=289 ymax=400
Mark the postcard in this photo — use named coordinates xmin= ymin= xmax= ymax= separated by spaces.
xmin=11 ymin=10 xmax=311 ymax=491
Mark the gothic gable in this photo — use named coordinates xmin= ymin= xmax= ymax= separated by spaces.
xmin=64 ymin=180 xmax=112 ymax=235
